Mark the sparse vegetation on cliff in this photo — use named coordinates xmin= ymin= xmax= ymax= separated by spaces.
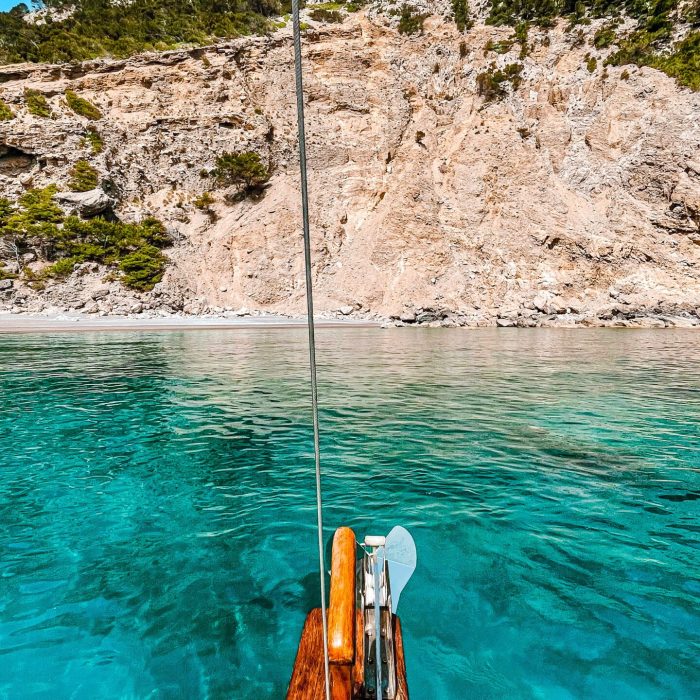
xmin=607 ymin=28 xmax=700 ymax=91
xmin=119 ymin=245 xmax=167 ymax=290
xmin=452 ymin=0 xmax=473 ymax=32
xmin=398 ymin=5 xmax=426 ymax=35
xmin=0 ymin=98 xmax=14 ymax=121
xmin=212 ymin=151 xmax=270 ymax=196
xmin=65 ymin=90 xmax=102 ymax=120
xmin=309 ymin=8 xmax=344 ymax=23
xmin=69 ymin=161 xmax=99 ymax=192
xmin=484 ymin=38 xmax=513 ymax=55
xmin=194 ymin=192 xmax=215 ymax=210
xmin=483 ymin=0 xmax=700 ymax=90
xmin=593 ymin=22 xmax=618 ymax=49
xmin=0 ymin=187 xmax=169 ymax=291
xmin=515 ymin=21 xmax=529 ymax=57
xmin=82 ymin=127 xmax=104 ymax=155
xmin=476 ymin=62 xmax=523 ymax=102
xmin=25 ymin=89 xmax=52 ymax=118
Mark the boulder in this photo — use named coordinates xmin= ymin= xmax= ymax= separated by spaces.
xmin=635 ymin=317 xmax=665 ymax=328
xmin=338 ymin=305 xmax=354 ymax=316
xmin=532 ymin=292 xmax=553 ymax=313
xmin=54 ymin=188 xmax=113 ymax=217
xmin=0 ymin=279 xmax=13 ymax=290
xmin=415 ymin=309 xmax=440 ymax=323
xmin=91 ymin=286 xmax=110 ymax=300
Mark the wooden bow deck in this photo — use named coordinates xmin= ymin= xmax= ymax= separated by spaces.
xmin=287 ymin=528 xmax=409 ymax=700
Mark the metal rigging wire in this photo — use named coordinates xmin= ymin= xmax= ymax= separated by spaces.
xmin=291 ymin=2 xmax=331 ymax=699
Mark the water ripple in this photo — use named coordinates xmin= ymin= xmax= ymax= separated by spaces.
xmin=0 ymin=329 xmax=698 ymax=698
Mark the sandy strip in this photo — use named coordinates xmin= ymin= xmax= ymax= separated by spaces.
xmin=0 ymin=313 xmax=381 ymax=333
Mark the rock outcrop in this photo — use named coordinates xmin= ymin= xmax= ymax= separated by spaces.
xmin=1 ymin=10 xmax=699 ymax=326
xmin=54 ymin=187 xmax=113 ymax=216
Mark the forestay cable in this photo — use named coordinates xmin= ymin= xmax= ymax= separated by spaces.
xmin=291 ymin=3 xmax=331 ymax=699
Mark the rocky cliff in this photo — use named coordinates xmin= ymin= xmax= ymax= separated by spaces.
xmin=1 ymin=7 xmax=700 ymax=327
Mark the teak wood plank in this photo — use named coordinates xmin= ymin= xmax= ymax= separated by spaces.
xmin=287 ymin=608 xmax=409 ymax=700
xmin=394 ymin=617 xmax=409 ymax=700
xmin=287 ymin=608 xmax=326 ymax=700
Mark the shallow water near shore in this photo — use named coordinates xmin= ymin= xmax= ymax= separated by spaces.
xmin=0 ymin=328 xmax=698 ymax=699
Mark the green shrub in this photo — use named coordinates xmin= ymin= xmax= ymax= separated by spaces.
xmin=65 ymin=89 xmax=102 ymax=120
xmin=515 ymin=21 xmax=529 ymax=58
xmin=452 ymin=0 xmax=472 ymax=32
xmin=0 ymin=0 xmax=274 ymax=65
xmin=42 ymin=257 xmax=80 ymax=279
xmin=0 ymin=265 xmax=17 ymax=280
xmin=606 ymin=29 xmax=664 ymax=69
xmin=647 ymin=31 xmax=700 ymax=90
xmin=482 ymin=0 xmax=692 ymax=50
xmin=25 ymin=89 xmax=52 ymax=118
xmin=586 ymin=54 xmax=598 ymax=72
xmin=194 ymin=192 xmax=215 ymax=209
xmin=1 ymin=187 xmax=63 ymax=266
xmin=683 ymin=0 xmax=700 ymax=26
xmin=69 ymin=160 xmax=99 ymax=192
xmin=459 ymin=41 xmax=468 ymax=58
xmin=594 ymin=24 xmax=617 ymax=49
xmin=119 ymin=245 xmax=166 ymax=290
xmin=571 ymin=28 xmax=586 ymax=47
xmin=213 ymin=151 xmax=270 ymax=193
xmin=82 ymin=127 xmax=104 ymax=154
xmin=487 ymin=0 xmax=557 ymax=27
xmin=3 ymin=187 xmax=63 ymax=234
xmin=0 ymin=98 xmax=14 ymax=121
xmin=0 ymin=186 xmax=170 ymax=289
xmin=489 ymin=39 xmax=514 ymax=54
xmin=398 ymin=5 xmax=427 ymax=35
xmin=309 ymin=8 xmax=344 ymax=22
xmin=476 ymin=62 xmax=523 ymax=102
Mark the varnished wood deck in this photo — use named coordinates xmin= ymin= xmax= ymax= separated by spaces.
xmin=287 ymin=608 xmax=408 ymax=699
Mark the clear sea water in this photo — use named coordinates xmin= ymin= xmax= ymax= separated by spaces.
xmin=0 ymin=328 xmax=698 ymax=699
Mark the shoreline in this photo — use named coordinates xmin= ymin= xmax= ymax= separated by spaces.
xmin=1 ymin=311 xmax=699 ymax=332
xmin=0 ymin=313 xmax=381 ymax=333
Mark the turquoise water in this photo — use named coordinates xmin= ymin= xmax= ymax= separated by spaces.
xmin=0 ymin=329 xmax=699 ymax=699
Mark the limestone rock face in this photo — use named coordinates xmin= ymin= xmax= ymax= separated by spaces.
xmin=54 ymin=188 xmax=113 ymax=216
xmin=0 ymin=12 xmax=699 ymax=325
